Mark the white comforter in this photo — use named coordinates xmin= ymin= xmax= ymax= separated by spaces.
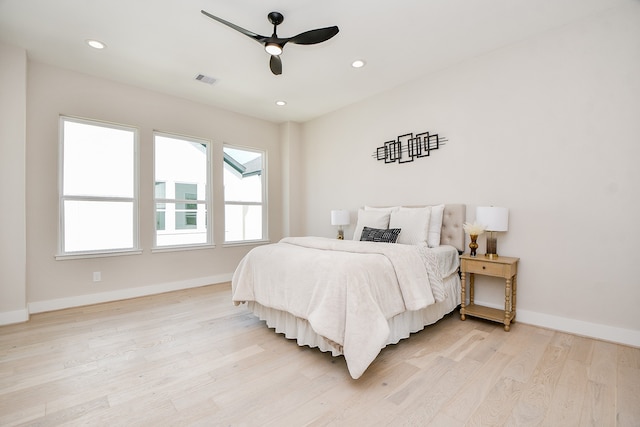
xmin=231 ymin=236 xmax=450 ymax=379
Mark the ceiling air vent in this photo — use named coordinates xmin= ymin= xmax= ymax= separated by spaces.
xmin=194 ymin=74 xmax=216 ymax=85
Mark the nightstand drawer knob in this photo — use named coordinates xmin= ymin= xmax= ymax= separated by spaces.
xmin=482 ymin=266 xmax=486 ymax=270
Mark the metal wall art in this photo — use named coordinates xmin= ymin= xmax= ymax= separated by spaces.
xmin=372 ymin=131 xmax=447 ymax=164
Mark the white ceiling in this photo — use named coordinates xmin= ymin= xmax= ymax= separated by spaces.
xmin=0 ymin=0 xmax=629 ymax=123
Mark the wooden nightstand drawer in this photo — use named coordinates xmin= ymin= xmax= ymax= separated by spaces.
xmin=463 ymin=261 xmax=505 ymax=277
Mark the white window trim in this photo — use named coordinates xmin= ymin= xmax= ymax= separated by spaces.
xmin=57 ymin=115 xmax=140 ymax=259
xmin=152 ymin=131 xmax=214 ymax=251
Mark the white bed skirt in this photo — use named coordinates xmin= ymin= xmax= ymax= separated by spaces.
xmin=246 ymin=272 xmax=461 ymax=357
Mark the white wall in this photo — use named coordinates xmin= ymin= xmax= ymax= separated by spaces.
xmin=0 ymin=43 xmax=27 ymax=324
xmin=300 ymin=4 xmax=640 ymax=345
xmin=20 ymin=61 xmax=281 ymax=313
xmin=280 ymin=121 xmax=305 ymax=237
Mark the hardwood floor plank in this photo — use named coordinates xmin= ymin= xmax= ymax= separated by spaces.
xmin=247 ymin=372 xmax=342 ymax=426
xmin=542 ymin=359 xmax=588 ymax=425
xmin=499 ymin=329 xmax=551 ymax=383
xmin=262 ymin=377 xmax=361 ymax=426
xmin=387 ymin=356 xmax=454 ymax=406
xmin=588 ymin=339 xmax=618 ymax=385
xmin=617 ymin=365 xmax=640 ymax=426
xmin=618 ymin=344 xmax=640 ymax=369
xmin=160 ymin=397 xmax=221 ymax=426
xmin=567 ymin=334 xmax=594 ymax=364
xmin=467 ymin=376 xmax=525 ymax=427
xmin=506 ymin=330 xmax=572 ymax=426
xmin=404 ymin=316 xmax=485 ymax=369
xmin=441 ymin=351 xmax=512 ymax=423
xmin=391 ymin=357 xmax=481 ymax=426
xmin=39 ymin=396 xmax=110 ymax=426
xmin=579 ymin=380 xmax=616 ymax=426
xmin=0 ymin=401 xmax=44 ymax=426
xmin=463 ymin=324 xmax=508 ymax=363
xmin=71 ymin=394 xmax=178 ymax=426
xmin=427 ymin=412 xmax=465 ymax=427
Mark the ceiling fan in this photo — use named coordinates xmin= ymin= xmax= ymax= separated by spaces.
xmin=201 ymin=10 xmax=339 ymax=75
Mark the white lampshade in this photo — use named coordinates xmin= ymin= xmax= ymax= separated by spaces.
xmin=330 ymin=210 xmax=350 ymax=226
xmin=476 ymin=207 xmax=509 ymax=232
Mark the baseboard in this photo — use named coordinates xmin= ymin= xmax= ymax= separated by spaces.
xmin=516 ymin=309 xmax=640 ymax=348
xmin=0 ymin=308 xmax=29 ymax=325
xmin=27 ymin=274 xmax=233 ymax=315
xmin=473 ymin=300 xmax=640 ymax=348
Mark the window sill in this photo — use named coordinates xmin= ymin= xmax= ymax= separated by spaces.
xmin=55 ymin=249 xmax=143 ymax=261
xmin=151 ymin=244 xmax=216 ymax=253
xmin=222 ymin=239 xmax=271 ymax=248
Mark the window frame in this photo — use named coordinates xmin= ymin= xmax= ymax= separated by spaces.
xmin=57 ymin=115 xmax=140 ymax=259
xmin=152 ymin=131 xmax=213 ymax=251
xmin=223 ymin=144 xmax=268 ymax=245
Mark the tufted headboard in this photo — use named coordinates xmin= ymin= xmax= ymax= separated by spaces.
xmin=441 ymin=204 xmax=466 ymax=253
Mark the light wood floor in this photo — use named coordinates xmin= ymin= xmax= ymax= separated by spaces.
xmin=1 ymin=283 xmax=639 ymax=426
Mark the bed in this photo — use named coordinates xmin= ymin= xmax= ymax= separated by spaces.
xmin=231 ymin=204 xmax=466 ymax=379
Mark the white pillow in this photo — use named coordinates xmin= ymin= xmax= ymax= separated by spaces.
xmin=389 ymin=207 xmax=431 ymax=245
xmin=352 ymin=209 xmax=391 ymax=240
xmin=427 ymin=204 xmax=445 ymax=248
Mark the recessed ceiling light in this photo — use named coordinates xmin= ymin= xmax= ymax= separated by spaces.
xmin=86 ymin=39 xmax=106 ymax=49
xmin=275 ymin=100 xmax=287 ymax=106
xmin=351 ymin=59 xmax=366 ymax=68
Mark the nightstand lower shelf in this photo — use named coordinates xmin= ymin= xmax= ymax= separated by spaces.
xmin=462 ymin=303 xmax=515 ymax=325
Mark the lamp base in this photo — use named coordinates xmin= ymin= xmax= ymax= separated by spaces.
xmin=485 ymin=232 xmax=499 ymax=259
xmin=337 ymin=228 xmax=344 ymax=240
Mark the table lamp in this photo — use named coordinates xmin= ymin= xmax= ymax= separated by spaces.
xmin=330 ymin=210 xmax=350 ymax=240
xmin=476 ymin=206 xmax=508 ymax=259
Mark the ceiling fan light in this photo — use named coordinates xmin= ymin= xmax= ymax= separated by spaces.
xmin=265 ymin=43 xmax=283 ymax=56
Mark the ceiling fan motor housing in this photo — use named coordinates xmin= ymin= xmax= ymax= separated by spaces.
xmin=268 ymin=12 xmax=284 ymax=26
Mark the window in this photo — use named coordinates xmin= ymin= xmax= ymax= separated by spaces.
xmin=223 ymin=146 xmax=266 ymax=243
xmin=59 ymin=116 xmax=138 ymax=256
xmin=154 ymin=133 xmax=210 ymax=248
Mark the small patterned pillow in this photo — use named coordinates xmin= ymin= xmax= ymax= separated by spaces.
xmin=360 ymin=226 xmax=401 ymax=243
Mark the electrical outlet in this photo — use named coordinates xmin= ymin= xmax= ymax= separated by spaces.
xmin=93 ymin=271 xmax=101 ymax=282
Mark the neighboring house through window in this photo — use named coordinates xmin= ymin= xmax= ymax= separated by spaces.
xmin=223 ymin=146 xmax=266 ymax=243
xmin=58 ymin=116 xmax=139 ymax=256
xmin=154 ymin=133 xmax=210 ymax=248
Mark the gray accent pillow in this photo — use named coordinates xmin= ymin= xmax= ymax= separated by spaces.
xmin=360 ymin=226 xmax=401 ymax=243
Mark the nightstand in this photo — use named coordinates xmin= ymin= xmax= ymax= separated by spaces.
xmin=459 ymin=254 xmax=519 ymax=331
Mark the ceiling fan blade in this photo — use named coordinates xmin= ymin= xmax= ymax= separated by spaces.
xmin=201 ymin=10 xmax=268 ymax=44
xmin=270 ymin=55 xmax=282 ymax=75
xmin=289 ymin=26 xmax=339 ymax=45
